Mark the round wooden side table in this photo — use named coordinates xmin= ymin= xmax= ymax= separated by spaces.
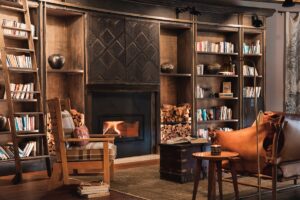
xmin=192 ymin=151 xmax=239 ymax=200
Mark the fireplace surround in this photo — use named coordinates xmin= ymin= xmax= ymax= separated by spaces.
xmin=87 ymin=90 xmax=159 ymax=158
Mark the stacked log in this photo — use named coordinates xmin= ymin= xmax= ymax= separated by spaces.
xmin=161 ymin=123 xmax=191 ymax=142
xmin=161 ymin=103 xmax=192 ymax=142
xmin=161 ymin=104 xmax=191 ymax=124
xmin=46 ymin=110 xmax=85 ymax=155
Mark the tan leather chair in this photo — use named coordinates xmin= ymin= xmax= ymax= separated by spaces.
xmin=213 ymin=112 xmax=300 ymax=199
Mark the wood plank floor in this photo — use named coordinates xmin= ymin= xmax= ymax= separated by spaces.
xmin=0 ymin=171 xmax=145 ymax=200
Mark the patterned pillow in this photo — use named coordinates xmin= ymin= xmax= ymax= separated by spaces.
xmin=72 ymin=125 xmax=90 ymax=146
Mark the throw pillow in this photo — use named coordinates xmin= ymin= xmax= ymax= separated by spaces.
xmin=72 ymin=125 xmax=90 ymax=146
xmin=61 ymin=110 xmax=75 ymax=136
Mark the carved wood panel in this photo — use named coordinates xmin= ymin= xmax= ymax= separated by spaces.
xmin=87 ymin=13 xmax=160 ymax=84
xmin=125 ymin=18 xmax=160 ymax=84
xmin=87 ymin=13 xmax=126 ymax=84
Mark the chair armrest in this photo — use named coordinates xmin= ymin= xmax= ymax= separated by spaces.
xmin=64 ymin=138 xmax=114 ymax=143
xmin=90 ymin=134 xmax=120 ymax=138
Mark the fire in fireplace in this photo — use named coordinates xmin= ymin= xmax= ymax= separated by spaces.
xmin=103 ymin=120 xmax=139 ymax=138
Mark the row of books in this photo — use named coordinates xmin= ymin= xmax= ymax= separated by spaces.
xmin=243 ymin=65 xmax=259 ymax=76
xmin=196 ymin=127 xmax=233 ymax=139
xmin=2 ymin=19 xmax=35 ymax=38
xmin=0 ymin=142 xmax=37 ymax=160
xmin=6 ymin=54 xmax=32 ymax=69
xmin=243 ymin=86 xmax=261 ymax=98
xmin=196 ymin=41 xmax=235 ymax=54
xmin=243 ymin=40 xmax=261 ymax=54
xmin=197 ymin=106 xmax=233 ymax=122
xmin=196 ymin=85 xmax=206 ymax=98
xmin=9 ymin=83 xmax=34 ymax=100
xmin=14 ymin=115 xmax=36 ymax=131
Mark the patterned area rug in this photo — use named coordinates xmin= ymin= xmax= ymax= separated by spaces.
xmin=111 ymin=164 xmax=300 ymax=200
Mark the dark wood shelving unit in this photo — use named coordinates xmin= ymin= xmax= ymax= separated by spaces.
xmin=197 ymin=51 xmax=238 ymax=56
xmin=0 ymin=0 xmax=51 ymax=183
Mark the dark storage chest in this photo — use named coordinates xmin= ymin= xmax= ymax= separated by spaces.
xmin=159 ymin=143 xmax=204 ymax=183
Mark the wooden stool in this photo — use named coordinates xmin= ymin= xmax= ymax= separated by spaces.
xmin=192 ymin=151 xmax=239 ymax=200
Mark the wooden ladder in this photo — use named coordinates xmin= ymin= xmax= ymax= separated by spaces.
xmin=0 ymin=0 xmax=51 ymax=184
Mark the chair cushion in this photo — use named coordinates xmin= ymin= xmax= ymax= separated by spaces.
xmin=61 ymin=110 xmax=75 ymax=137
xmin=66 ymin=142 xmax=116 ymax=161
xmin=278 ymin=160 xmax=300 ymax=178
xmin=278 ymin=115 xmax=300 ymax=163
xmin=72 ymin=125 xmax=89 ymax=146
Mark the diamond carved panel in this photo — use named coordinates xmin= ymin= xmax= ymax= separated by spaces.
xmin=88 ymin=14 xmax=159 ymax=84
xmin=125 ymin=18 xmax=159 ymax=84
xmin=88 ymin=13 xmax=126 ymax=83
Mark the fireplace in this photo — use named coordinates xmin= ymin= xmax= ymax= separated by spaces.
xmin=87 ymin=91 xmax=158 ymax=158
xmin=101 ymin=115 xmax=143 ymax=140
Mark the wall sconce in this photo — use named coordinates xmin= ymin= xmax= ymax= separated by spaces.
xmin=282 ymin=0 xmax=295 ymax=7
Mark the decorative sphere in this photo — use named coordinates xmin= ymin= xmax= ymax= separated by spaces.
xmin=48 ymin=54 xmax=65 ymax=69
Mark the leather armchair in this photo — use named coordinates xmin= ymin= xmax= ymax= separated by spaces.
xmin=212 ymin=112 xmax=300 ymax=199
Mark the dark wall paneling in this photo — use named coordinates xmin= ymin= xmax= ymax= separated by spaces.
xmin=87 ymin=13 xmax=160 ymax=85
xmin=125 ymin=18 xmax=159 ymax=84
xmin=87 ymin=13 xmax=126 ymax=84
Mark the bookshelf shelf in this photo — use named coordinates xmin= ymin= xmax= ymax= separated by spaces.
xmin=243 ymin=75 xmax=263 ymax=78
xmin=197 ymin=74 xmax=238 ymax=78
xmin=0 ymin=130 xmax=11 ymax=135
xmin=47 ymin=69 xmax=84 ymax=74
xmin=16 ymin=133 xmax=46 ymax=138
xmin=8 ymin=68 xmax=38 ymax=73
xmin=197 ymin=51 xmax=238 ymax=56
xmin=4 ymin=47 xmax=34 ymax=53
xmin=20 ymin=155 xmax=49 ymax=161
xmin=12 ymin=99 xmax=37 ymax=102
xmin=196 ymin=97 xmax=239 ymax=100
xmin=4 ymin=34 xmax=28 ymax=40
xmin=197 ymin=119 xmax=239 ymax=124
xmin=244 ymin=53 xmax=262 ymax=57
xmin=16 ymin=130 xmax=39 ymax=134
xmin=14 ymin=112 xmax=43 ymax=115
xmin=2 ymin=25 xmax=30 ymax=32
xmin=0 ymin=158 xmax=15 ymax=163
xmin=160 ymin=73 xmax=192 ymax=77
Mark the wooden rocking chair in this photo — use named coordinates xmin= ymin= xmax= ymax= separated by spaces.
xmin=47 ymin=98 xmax=116 ymax=189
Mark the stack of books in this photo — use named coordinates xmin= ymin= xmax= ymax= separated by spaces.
xmin=8 ymin=83 xmax=34 ymax=100
xmin=243 ymin=87 xmax=261 ymax=98
xmin=196 ymin=41 xmax=235 ymax=54
xmin=2 ymin=19 xmax=35 ymax=38
xmin=14 ymin=115 xmax=36 ymax=131
xmin=77 ymin=181 xmax=110 ymax=199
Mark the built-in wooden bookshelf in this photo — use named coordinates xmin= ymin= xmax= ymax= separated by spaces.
xmin=159 ymin=22 xmax=193 ymax=142
xmin=195 ymin=23 xmax=240 ymax=138
xmin=44 ymin=7 xmax=85 ymax=112
xmin=242 ymin=26 xmax=265 ymax=127
xmin=0 ymin=0 xmax=50 ymax=183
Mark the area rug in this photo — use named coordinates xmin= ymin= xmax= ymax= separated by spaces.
xmin=111 ymin=164 xmax=300 ymax=200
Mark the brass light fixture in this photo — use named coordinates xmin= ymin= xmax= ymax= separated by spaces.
xmin=282 ymin=0 xmax=295 ymax=7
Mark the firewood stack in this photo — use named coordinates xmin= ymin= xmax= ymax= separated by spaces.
xmin=161 ymin=104 xmax=192 ymax=142
xmin=46 ymin=113 xmax=56 ymax=156
xmin=46 ymin=110 xmax=85 ymax=156
xmin=161 ymin=104 xmax=191 ymax=124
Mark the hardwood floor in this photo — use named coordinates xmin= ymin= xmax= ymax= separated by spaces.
xmin=0 ymin=171 xmax=145 ymax=200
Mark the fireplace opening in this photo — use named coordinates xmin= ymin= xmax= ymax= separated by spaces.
xmin=103 ymin=120 xmax=139 ymax=138
xmin=99 ymin=115 xmax=144 ymax=143
xmin=89 ymin=91 xmax=157 ymax=158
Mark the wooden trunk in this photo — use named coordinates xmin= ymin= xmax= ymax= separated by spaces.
xmin=159 ymin=143 xmax=203 ymax=183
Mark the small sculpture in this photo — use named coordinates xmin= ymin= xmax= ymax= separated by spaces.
xmin=48 ymin=54 xmax=65 ymax=69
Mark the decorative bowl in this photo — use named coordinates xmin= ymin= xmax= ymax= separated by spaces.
xmin=161 ymin=63 xmax=175 ymax=73
xmin=206 ymin=63 xmax=221 ymax=74
xmin=48 ymin=54 xmax=65 ymax=69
